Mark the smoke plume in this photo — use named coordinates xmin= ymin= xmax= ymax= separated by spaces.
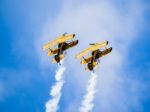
xmin=79 ymin=72 xmax=98 ymax=112
xmin=45 ymin=61 xmax=66 ymax=112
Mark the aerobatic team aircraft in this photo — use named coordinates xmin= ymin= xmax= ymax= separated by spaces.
xmin=43 ymin=33 xmax=78 ymax=64
xmin=75 ymin=41 xmax=112 ymax=71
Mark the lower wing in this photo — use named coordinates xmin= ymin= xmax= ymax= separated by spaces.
xmin=48 ymin=40 xmax=78 ymax=58
xmin=80 ymin=47 xmax=112 ymax=64
xmin=47 ymin=48 xmax=58 ymax=56
xmin=100 ymin=47 xmax=112 ymax=57
xmin=65 ymin=40 xmax=78 ymax=51
xmin=80 ymin=57 xmax=92 ymax=64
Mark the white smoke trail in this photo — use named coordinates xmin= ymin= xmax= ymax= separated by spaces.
xmin=79 ymin=72 xmax=98 ymax=112
xmin=45 ymin=61 xmax=66 ymax=112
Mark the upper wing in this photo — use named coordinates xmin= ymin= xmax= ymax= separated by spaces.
xmin=75 ymin=41 xmax=108 ymax=59
xmin=43 ymin=38 xmax=60 ymax=51
xmin=43 ymin=34 xmax=75 ymax=50
xmin=63 ymin=34 xmax=75 ymax=42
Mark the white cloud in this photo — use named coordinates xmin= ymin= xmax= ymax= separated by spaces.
xmin=36 ymin=0 xmax=147 ymax=111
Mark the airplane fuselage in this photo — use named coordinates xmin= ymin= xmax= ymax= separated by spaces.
xmin=88 ymin=47 xmax=112 ymax=71
xmin=54 ymin=40 xmax=79 ymax=63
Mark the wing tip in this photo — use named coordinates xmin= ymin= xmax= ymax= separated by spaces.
xmin=73 ymin=34 xmax=75 ymax=38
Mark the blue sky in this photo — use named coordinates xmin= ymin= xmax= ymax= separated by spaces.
xmin=0 ymin=0 xmax=150 ymax=112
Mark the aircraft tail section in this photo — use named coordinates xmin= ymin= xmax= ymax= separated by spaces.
xmin=52 ymin=54 xmax=65 ymax=63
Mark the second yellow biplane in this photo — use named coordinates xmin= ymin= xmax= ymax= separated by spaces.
xmin=75 ymin=41 xmax=112 ymax=71
xmin=43 ymin=33 xmax=78 ymax=64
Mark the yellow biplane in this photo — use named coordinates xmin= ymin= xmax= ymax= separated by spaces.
xmin=75 ymin=41 xmax=112 ymax=71
xmin=43 ymin=33 xmax=78 ymax=64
